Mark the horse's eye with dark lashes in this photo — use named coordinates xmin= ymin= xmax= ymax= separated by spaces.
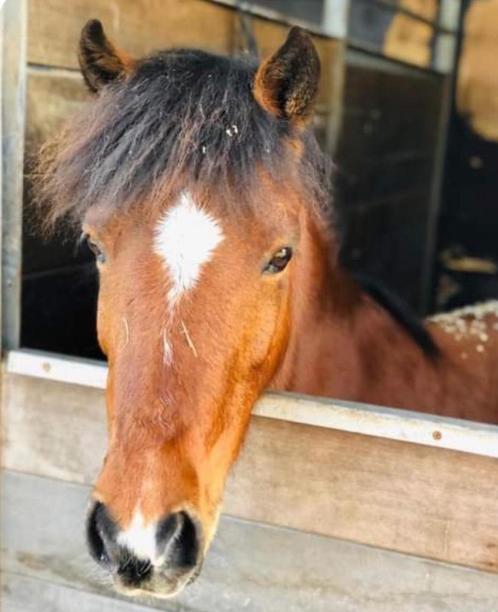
xmin=264 ymin=247 xmax=293 ymax=274
xmin=82 ymin=233 xmax=106 ymax=264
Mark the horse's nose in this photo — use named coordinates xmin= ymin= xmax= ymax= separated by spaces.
xmin=86 ymin=502 xmax=201 ymax=588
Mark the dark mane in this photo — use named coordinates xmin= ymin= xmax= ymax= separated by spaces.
xmin=356 ymin=274 xmax=440 ymax=358
xmin=35 ymin=48 xmax=331 ymax=229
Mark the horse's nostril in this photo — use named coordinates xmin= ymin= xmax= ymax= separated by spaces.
xmin=86 ymin=501 xmax=116 ymax=565
xmin=156 ymin=511 xmax=200 ymax=570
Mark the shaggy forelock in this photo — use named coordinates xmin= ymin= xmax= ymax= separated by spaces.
xmin=35 ymin=48 xmax=332 ymax=229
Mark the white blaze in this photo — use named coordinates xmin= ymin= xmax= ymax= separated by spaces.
xmin=153 ymin=191 xmax=224 ymax=304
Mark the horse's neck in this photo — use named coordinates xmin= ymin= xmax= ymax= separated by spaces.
xmin=270 ymin=217 xmax=441 ymax=411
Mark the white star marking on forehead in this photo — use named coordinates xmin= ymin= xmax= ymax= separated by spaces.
xmin=153 ymin=191 xmax=224 ymax=304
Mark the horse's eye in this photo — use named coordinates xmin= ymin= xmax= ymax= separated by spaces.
xmin=83 ymin=233 xmax=106 ymax=264
xmin=264 ymin=247 xmax=293 ymax=274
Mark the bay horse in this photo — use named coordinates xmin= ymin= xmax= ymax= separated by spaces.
xmin=37 ymin=19 xmax=498 ymax=599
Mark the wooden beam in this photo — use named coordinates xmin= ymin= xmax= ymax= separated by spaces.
xmin=6 ymin=348 xmax=108 ymax=388
xmin=7 ymin=348 xmax=498 ymax=458
xmin=1 ymin=0 xmax=27 ymax=350
xmin=27 ymin=0 xmax=234 ymax=69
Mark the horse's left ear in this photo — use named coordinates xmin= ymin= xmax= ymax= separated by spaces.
xmin=253 ymin=27 xmax=320 ymax=125
xmin=78 ymin=19 xmax=134 ymax=94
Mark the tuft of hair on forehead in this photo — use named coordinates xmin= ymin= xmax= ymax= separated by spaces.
xmin=34 ymin=47 xmax=332 ymax=232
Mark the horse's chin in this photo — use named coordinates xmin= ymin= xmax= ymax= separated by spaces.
xmin=113 ymin=564 xmax=201 ymax=600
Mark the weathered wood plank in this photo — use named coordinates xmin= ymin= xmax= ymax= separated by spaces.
xmin=457 ymin=0 xmax=498 ymax=141
xmin=4 ymin=470 xmax=498 ymax=612
xmin=26 ymin=0 xmax=339 ymax=109
xmin=4 ymin=372 xmax=498 ymax=573
xmin=227 ymin=415 xmax=498 ymax=573
xmin=25 ymin=67 xmax=88 ymax=152
xmin=2 ymin=573 xmax=167 ymax=612
xmin=9 ymin=349 xmax=498 ymax=458
xmin=28 ymin=0 xmax=233 ymax=68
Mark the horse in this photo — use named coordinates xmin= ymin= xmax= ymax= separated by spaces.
xmin=36 ymin=19 xmax=498 ymax=599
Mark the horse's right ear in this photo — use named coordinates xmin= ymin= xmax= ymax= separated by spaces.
xmin=78 ymin=20 xmax=134 ymax=94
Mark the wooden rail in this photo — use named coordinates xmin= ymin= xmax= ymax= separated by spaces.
xmin=7 ymin=347 xmax=498 ymax=459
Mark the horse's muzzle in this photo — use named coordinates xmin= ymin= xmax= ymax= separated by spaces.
xmin=86 ymin=501 xmax=202 ymax=597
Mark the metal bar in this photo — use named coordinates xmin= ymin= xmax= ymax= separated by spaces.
xmin=208 ymin=0 xmax=341 ymax=39
xmin=322 ymin=0 xmax=350 ymax=39
xmin=1 ymin=0 xmax=27 ymax=351
xmin=420 ymin=7 xmax=463 ymax=313
xmin=439 ymin=0 xmax=462 ymax=31
xmin=6 ymin=348 xmax=498 ymax=459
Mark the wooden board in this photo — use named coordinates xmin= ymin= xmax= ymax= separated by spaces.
xmin=457 ymin=0 xmax=498 ymax=141
xmin=2 ymin=574 xmax=164 ymax=612
xmin=26 ymin=0 xmax=339 ymax=110
xmin=10 ymin=349 xmax=498 ymax=458
xmin=4 ymin=470 xmax=498 ymax=612
xmin=4 ymin=372 xmax=498 ymax=573
xmin=28 ymin=0 xmax=234 ymax=69
xmin=25 ymin=68 xmax=89 ymax=151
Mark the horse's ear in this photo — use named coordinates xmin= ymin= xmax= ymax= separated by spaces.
xmin=253 ymin=27 xmax=320 ymax=125
xmin=78 ymin=19 xmax=134 ymax=94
